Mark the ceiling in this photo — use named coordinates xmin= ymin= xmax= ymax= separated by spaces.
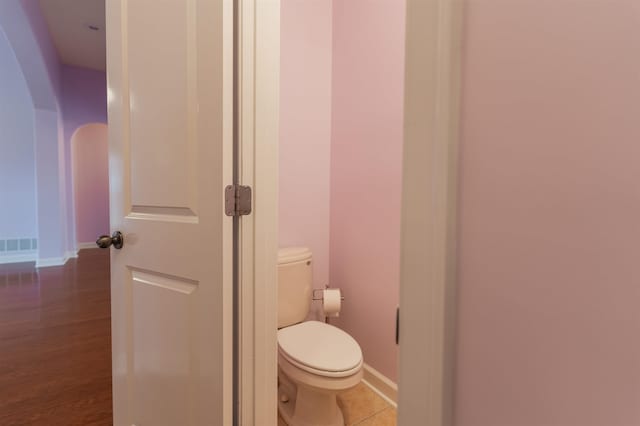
xmin=38 ymin=0 xmax=106 ymax=71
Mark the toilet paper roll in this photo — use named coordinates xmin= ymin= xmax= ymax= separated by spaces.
xmin=322 ymin=288 xmax=342 ymax=317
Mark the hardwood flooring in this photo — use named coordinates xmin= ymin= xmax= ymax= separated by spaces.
xmin=0 ymin=249 xmax=112 ymax=426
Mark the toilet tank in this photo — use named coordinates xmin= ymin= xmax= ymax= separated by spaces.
xmin=278 ymin=247 xmax=313 ymax=328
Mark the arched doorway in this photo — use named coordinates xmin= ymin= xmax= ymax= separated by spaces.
xmin=71 ymin=123 xmax=109 ymax=248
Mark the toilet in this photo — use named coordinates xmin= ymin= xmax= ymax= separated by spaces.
xmin=277 ymin=247 xmax=363 ymax=426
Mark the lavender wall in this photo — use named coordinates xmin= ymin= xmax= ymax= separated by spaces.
xmin=279 ymin=0 xmax=333 ymax=310
xmin=61 ymin=65 xmax=107 ymax=142
xmin=0 ymin=0 xmax=74 ymax=264
xmin=330 ymin=1 xmax=405 ymax=381
xmin=19 ymin=0 xmax=61 ymax=102
xmin=61 ymin=65 xmax=108 ymax=246
xmin=18 ymin=0 xmax=73 ymax=259
xmin=34 ymin=108 xmax=66 ymax=261
xmin=455 ymin=1 xmax=640 ymax=424
xmin=0 ymin=28 xmax=37 ymax=243
xmin=18 ymin=0 xmax=72 ymax=261
xmin=0 ymin=2 xmax=106 ymax=263
xmin=0 ymin=0 xmax=59 ymax=110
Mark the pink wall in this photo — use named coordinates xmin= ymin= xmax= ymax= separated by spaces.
xmin=455 ymin=1 xmax=640 ymax=425
xmin=330 ymin=0 xmax=405 ymax=381
xmin=279 ymin=0 xmax=405 ymax=380
xmin=72 ymin=124 xmax=109 ymax=245
xmin=279 ymin=0 xmax=333 ymax=311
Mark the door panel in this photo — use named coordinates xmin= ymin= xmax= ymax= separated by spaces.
xmin=127 ymin=0 xmax=198 ymax=210
xmin=131 ymin=269 xmax=197 ymax=425
xmin=106 ymin=1 xmax=231 ymax=425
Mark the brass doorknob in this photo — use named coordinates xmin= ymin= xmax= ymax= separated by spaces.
xmin=96 ymin=231 xmax=124 ymax=249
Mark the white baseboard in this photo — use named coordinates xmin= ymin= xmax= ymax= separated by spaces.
xmin=5 ymin=251 xmax=79 ymax=268
xmin=362 ymin=363 xmax=398 ymax=408
xmin=77 ymin=242 xmax=98 ymax=250
xmin=0 ymin=252 xmax=37 ymax=265
xmin=36 ymin=249 xmax=82 ymax=268
xmin=36 ymin=257 xmax=68 ymax=268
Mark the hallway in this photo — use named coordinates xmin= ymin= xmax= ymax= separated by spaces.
xmin=0 ymin=249 xmax=112 ymax=425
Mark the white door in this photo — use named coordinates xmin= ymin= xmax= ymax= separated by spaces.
xmin=106 ymin=1 xmax=232 ymax=425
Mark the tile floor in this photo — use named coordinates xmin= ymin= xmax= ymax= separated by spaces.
xmin=278 ymin=383 xmax=397 ymax=426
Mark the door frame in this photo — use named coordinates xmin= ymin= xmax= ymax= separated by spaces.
xmin=236 ymin=0 xmax=280 ymax=424
xmin=398 ymin=0 xmax=462 ymax=425
xmin=246 ymin=0 xmax=462 ymax=424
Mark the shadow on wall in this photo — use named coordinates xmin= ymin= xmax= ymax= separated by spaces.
xmin=71 ymin=123 xmax=109 ymax=247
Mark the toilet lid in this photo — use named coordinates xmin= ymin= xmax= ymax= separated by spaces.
xmin=277 ymin=321 xmax=362 ymax=374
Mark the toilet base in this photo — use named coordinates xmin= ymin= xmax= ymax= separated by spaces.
xmin=278 ymin=371 xmax=345 ymax=426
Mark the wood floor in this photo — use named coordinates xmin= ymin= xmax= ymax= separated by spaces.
xmin=0 ymin=249 xmax=112 ymax=426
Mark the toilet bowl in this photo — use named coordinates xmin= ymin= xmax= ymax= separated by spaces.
xmin=278 ymin=321 xmax=363 ymax=426
xmin=277 ymin=248 xmax=363 ymax=426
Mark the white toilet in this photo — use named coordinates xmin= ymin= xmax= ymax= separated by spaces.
xmin=277 ymin=247 xmax=363 ymax=426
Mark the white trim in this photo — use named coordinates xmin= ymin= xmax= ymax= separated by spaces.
xmin=239 ymin=1 xmax=280 ymax=425
xmin=77 ymin=242 xmax=99 ymax=250
xmin=36 ymin=256 xmax=68 ymax=268
xmin=239 ymin=2 xmax=257 ymax=421
xmin=222 ymin=1 xmax=234 ymax=425
xmin=0 ymin=252 xmax=37 ymax=264
xmin=399 ymin=1 xmax=462 ymax=425
xmin=362 ymin=363 xmax=398 ymax=408
xmin=65 ymin=250 xmax=78 ymax=259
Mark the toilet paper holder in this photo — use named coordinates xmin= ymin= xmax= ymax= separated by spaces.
xmin=312 ymin=285 xmax=345 ymax=301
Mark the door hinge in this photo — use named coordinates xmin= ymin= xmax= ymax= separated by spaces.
xmin=225 ymin=184 xmax=252 ymax=216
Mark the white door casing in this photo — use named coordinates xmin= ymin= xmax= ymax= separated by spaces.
xmin=399 ymin=0 xmax=462 ymax=425
xmin=106 ymin=1 xmax=233 ymax=425
xmin=242 ymin=0 xmax=462 ymax=424
xmin=237 ymin=0 xmax=280 ymax=424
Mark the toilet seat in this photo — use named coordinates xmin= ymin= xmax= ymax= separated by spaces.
xmin=278 ymin=321 xmax=363 ymax=378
